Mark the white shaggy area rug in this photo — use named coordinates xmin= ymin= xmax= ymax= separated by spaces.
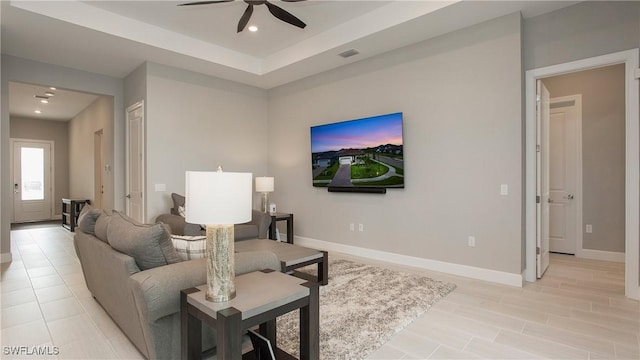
xmin=276 ymin=258 xmax=456 ymax=359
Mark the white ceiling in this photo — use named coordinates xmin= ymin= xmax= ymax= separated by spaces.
xmin=9 ymin=82 xmax=100 ymax=121
xmin=2 ymin=0 xmax=580 ymax=119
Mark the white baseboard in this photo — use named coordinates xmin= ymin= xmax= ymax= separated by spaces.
xmin=293 ymin=236 xmax=523 ymax=287
xmin=578 ymin=249 xmax=625 ymax=263
xmin=1 ymin=252 xmax=13 ymax=264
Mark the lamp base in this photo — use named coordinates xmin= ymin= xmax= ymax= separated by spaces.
xmin=205 ymin=224 xmax=236 ymax=302
xmin=261 ymin=192 xmax=269 ymax=213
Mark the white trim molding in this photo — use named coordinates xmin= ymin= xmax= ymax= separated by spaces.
xmin=579 ymin=249 xmax=625 ymax=263
xmin=294 ymin=236 xmax=523 ymax=287
xmin=525 ymin=48 xmax=640 ymax=300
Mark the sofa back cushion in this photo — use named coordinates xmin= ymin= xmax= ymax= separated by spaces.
xmin=94 ymin=210 xmax=113 ymax=242
xmin=107 ymin=211 xmax=182 ymax=270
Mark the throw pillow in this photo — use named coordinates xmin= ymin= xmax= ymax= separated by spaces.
xmin=171 ymin=235 xmax=207 ymax=261
xmin=107 ymin=211 xmax=182 ymax=270
xmin=77 ymin=205 xmax=103 ymax=236
xmin=171 ymin=193 xmax=185 ymax=216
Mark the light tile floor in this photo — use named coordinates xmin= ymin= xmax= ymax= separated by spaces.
xmin=1 ymin=224 xmax=638 ymax=359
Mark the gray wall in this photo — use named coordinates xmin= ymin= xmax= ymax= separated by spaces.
xmin=68 ymin=96 xmax=115 ymax=208
xmin=268 ymin=13 xmax=524 ymax=274
xmin=524 ymin=1 xmax=639 ymax=71
xmin=9 ymin=116 xmax=69 ymax=217
xmin=543 ymin=65 xmax=626 ymax=253
xmin=1 ymin=55 xmax=124 ymax=260
xmin=143 ymin=63 xmax=269 ymax=222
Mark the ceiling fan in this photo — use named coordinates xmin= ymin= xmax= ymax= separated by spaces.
xmin=178 ymin=0 xmax=307 ymax=33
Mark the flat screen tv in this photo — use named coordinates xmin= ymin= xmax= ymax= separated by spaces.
xmin=311 ymin=112 xmax=404 ymax=190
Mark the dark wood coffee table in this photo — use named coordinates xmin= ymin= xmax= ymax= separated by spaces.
xmin=236 ymin=239 xmax=328 ymax=286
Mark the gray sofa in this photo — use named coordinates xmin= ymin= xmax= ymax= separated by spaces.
xmin=73 ymin=207 xmax=279 ymax=359
xmin=156 ymin=193 xmax=272 ymax=240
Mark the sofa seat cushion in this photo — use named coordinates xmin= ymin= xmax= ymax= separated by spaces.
xmin=107 ymin=211 xmax=182 ymax=270
xmin=171 ymin=235 xmax=207 ymax=261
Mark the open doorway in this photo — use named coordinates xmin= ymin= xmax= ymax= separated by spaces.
xmin=543 ymin=65 xmax=625 ymax=262
xmin=525 ymin=49 xmax=639 ymax=300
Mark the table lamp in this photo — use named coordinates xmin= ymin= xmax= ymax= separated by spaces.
xmin=255 ymin=176 xmax=274 ymax=213
xmin=185 ymin=168 xmax=252 ymax=302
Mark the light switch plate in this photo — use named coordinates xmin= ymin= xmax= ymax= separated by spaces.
xmin=154 ymin=184 xmax=166 ymax=192
xmin=500 ymin=184 xmax=508 ymax=195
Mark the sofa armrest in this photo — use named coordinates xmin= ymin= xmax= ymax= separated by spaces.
xmin=249 ymin=210 xmax=272 ymax=239
xmin=129 ymin=251 xmax=279 ymax=323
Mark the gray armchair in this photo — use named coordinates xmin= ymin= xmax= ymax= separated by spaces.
xmin=155 ymin=193 xmax=272 ymax=241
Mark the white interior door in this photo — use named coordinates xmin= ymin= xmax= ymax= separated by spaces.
xmin=94 ymin=130 xmax=104 ymax=209
xmin=549 ymin=96 xmax=581 ymax=254
xmin=126 ymin=102 xmax=145 ymax=222
xmin=12 ymin=139 xmax=53 ymax=222
xmin=536 ymin=80 xmax=551 ymax=278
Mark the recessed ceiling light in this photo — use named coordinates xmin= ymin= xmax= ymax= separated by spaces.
xmin=248 ymin=25 xmax=258 ymax=32
xmin=35 ymin=110 xmax=42 ymax=114
xmin=45 ymin=91 xmax=55 ymax=97
xmin=40 ymin=99 xmax=49 ymax=104
xmin=338 ymin=49 xmax=360 ymax=58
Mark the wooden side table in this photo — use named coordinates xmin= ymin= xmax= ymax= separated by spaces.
xmin=269 ymin=212 xmax=294 ymax=244
xmin=181 ymin=270 xmax=319 ymax=360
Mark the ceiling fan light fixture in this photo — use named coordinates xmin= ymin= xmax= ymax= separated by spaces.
xmin=40 ymin=99 xmax=49 ymax=104
xmin=34 ymin=110 xmax=42 ymax=114
xmin=45 ymin=91 xmax=55 ymax=97
xmin=248 ymin=25 xmax=258 ymax=32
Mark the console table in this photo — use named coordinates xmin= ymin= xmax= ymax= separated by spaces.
xmin=61 ymin=198 xmax=90 ymax=232
xmin=181 ymin=270 xmax=319 ymax=360
xmin=269 ymin=212 xmax=294 ymax=244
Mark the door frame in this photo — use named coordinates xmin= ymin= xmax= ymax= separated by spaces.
xmin=525 ymin=49 xmax=639 ymax=300
xmin=549 ymin=94 xmax=583 ymax=257
xmin=9 ymin=138 xmax=55 ymax=222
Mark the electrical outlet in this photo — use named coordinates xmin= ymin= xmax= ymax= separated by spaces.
xmin=349 ymin=223 xmax=355 ymax=231
xmin=586 ymin=224 xmax=592 ymax=233
xmin=358 ymin=223 xmax=364 ymax=232
xmin=468 ymin=236 xmax=476 ymax=247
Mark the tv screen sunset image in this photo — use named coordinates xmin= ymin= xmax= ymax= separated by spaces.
xmin=311 ymin=112 xmax=404 ymax=188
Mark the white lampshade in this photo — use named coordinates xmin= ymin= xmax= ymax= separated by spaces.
xmin=255 ymin=176 xmax=274 ymax=193
xmin=185 ymin=171 xmax=252 ymax=225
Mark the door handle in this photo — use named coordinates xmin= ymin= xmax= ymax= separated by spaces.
xmin=14 ymin=183 xmax=19 ymax=193
xmin=126 ymin=194 xmax=131 ymax=199
xmin=564 ymin=194 xmax=574 ymax=200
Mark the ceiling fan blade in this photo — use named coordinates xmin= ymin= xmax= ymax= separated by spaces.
xmin=281 ymin=0 xmax=307 ymax=2
xmin=237 ymin=4 xmax=254 ymax=32
xmin=264 ymin=1 xmax=306 ymax=29
xmin=178 ymin=0 xmax=233 ymax=6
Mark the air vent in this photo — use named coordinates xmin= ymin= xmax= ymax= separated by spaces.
xmin=338 ymin=49 xmax=360 ymax=58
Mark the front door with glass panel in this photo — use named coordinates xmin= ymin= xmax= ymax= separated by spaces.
xmin=12 ymin=139 xmax=53 ymax=222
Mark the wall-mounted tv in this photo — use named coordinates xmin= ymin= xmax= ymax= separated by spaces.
xmin=311 ymin=112 xmax=404 ymax=191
